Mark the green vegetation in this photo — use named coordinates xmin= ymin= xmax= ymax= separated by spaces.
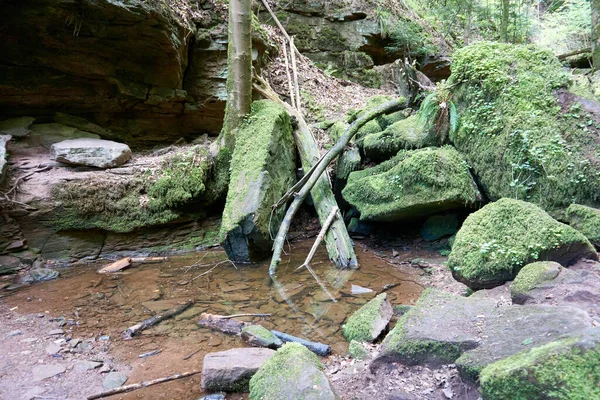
xmin=449 ymin=42 xmax=600 ymax=215
xmin=510 ymin=261 xmax=561 ymax=300
xmin=342 ymin=293 xmax=388 ymax=342
xmin=565 ymin=204 xmax=600 ymax=247
xmin=343 ymin=146 xmax=480 ymax=221
xmin=377 ymin=8 xmax=437 ymax=57
xmin=480 ymin=332 xmax=600 ymax=400
xmin=52 ymin=146 xmax=214 ymax=233
xmin=448 ymin=198 xmax=596 ymax=289
xmin=418 ymin=81 xmax=459 ymax=143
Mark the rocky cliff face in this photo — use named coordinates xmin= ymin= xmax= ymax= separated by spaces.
xmin=0 ymin=0 xmax=242 ymax=146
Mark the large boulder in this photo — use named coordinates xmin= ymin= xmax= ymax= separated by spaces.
xmin=201 ymin=348 xmax=275 ymax=392
xmin=249 ymin=343 xmax=338 ymax=400
xmin=342 ymin=146 xmax=481 ymax=221
xmin=342 ymin=293 xmax=393 ymax=342
xmin=449 ymin=42 xmax=600 ymax=215
xmin=480 ymin=327 xmax=600 ymax=400
xmin=372 ymin=289 xmax=592 ymax=381
xmin=220 ymin=101 xmax=296 ymax=263
xmin=510 ymin=260 xmax=600 ymax=320
xmin=361 ymin=115 xmax=437 ymax=161
xmin=0 ymin=117 xmax=35 ymax=138
xmin=565 ymin=204 xmax=600 ymax=249
xmin=50 ymin=138 xmax=132 ymax=168
xmin=449 ymin=198 xmax=597 ymax=289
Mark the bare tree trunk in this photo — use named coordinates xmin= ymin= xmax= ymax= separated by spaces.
xmin=220 ymin=0 xmax=253 ymax=151
xmin=500 ymin=0 xmax=510 ymax=42
xmin=593 ymin=0 xmax=600 ymax=70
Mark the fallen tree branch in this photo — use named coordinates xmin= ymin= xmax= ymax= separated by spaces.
xmin=282 ymin=42 xmax=296 ymax=109
xmin=268 ymin=96 xmax=407 ymax=275
xmin=123 ymin=301 xmax=193 ymax=339
xmin=86 ymin=370 xmax=201 ymax=400
xmin=558 ymin=47 xmax=591 ymax=60
xmin=297 ymin=206 xmax=339 ymax=271
xmin=254 ymin=75 xmax=358 ymax=273
xmin=290 ymin=36 xmax=301 ymax=111
xmin=270 ymin=330 xmax=331 ymax=356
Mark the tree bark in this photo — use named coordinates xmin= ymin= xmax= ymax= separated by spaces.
xmin=254 ymin=77 xmax=358 ymax=273
xmin=593 ymin=0 xmax=600 ymax=70
xmin=500 ymin=0 xmax=510 ymax=42
xmin=220 ymin=0 xmax=253 ymax=151
xmin=268 ymin=97 xmax=406 ymax=276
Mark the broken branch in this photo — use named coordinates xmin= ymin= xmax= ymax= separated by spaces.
xmin=123 ymin=301 xmax=193 ymax=339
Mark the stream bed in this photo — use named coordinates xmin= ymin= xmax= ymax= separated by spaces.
xmin=1 ymin=240 xmax=425 ymax=399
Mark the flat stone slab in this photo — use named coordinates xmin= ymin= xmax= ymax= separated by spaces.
xmin=102 ymin=372 xmax=128 ymax=390
xmin=32 ymin=364 xmax=66 ymax=381
xmin=373 ymin=289 xmax=592 ymax=381
xmin=51 ymin=138 xmax=132 ymax=168
xmin=74 ymin=360 xmax=103 ymax=372
xmin=201 ymin=348 xmax=275 ymax=392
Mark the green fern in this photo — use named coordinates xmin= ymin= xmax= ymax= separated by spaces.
xmin=418 ymin=82 xmax=460 ymax=143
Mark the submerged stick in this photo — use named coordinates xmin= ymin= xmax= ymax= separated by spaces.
xmin=86 ymin=370 xmax=200 ymax=400
xmin=123 ymin=301 xmax=193 ymax=339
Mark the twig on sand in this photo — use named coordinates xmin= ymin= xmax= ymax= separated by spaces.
xmin=86 ymin=370 xmax=201 ymax=400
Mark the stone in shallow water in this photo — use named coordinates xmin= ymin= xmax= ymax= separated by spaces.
xmin=51 ymin=138 xmax=132 ymax=168
xmin=201 ymin=348 xmax=275 ymax=392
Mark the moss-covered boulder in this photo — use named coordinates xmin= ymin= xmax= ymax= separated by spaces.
xmin=371 ymin=289 xmax=592 ymax=382
xmin=342 ymin=146 xmax=481 ymax=222
xmin=449 ymin=42 xmax=600 ymax=215
xmin=241 ymin=325 xmax=283 ymax=349
xmin=565 ymin=204 xmax=600 ymax=249
xmin=479 ymin=327 xmax=600 ymax=400
xmin=361 ymin=114 xmax=437 ymax=161
xmin=348 ymin=340 xmax=369 ymax=360
xmin=510 ymin=261 xmax=561 ymax=303
xmin=249 ymin=343 xmax=338 ymax=400
xmin=449 ymin=198 xmax=597 ymax=289
xmin=342 ymin=293 xmax=393 ymax=343
xmin=220 ymin=100 xmax=296 ymax=263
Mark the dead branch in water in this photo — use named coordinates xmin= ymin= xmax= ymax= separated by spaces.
xmin=86 ymin=370 xmax=201 ymax=400
xmin=123 ymin=301 xmax=193 ymax=339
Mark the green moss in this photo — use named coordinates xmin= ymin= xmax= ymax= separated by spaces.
xmin=52 ymin=146 xmax=214 ymax=233
xmin=342 ymin=293 xmax=388 ymax=342
xmin=249 ymin=343 xmax=324 ymax=400
xmin=361 ymin=114 xmax=435 ymax=161
xmin=448 ymin=198 xmax=595 ymax=289
xmin=565 ymin=204 xmax=600 ymax=247
xmin=510 ymin=261 xmax=561 ymax=299
xmin=449 ymin=42 xmax=600 ymax=216
xmin=342 ymin=146 xmax=481 ymax=221
xmin=348 ymin=340 xmax=368 ymax=360
xmin=480 ymin=334 xmax=600 ymax=400
xmin=328 ymin=121 xmax=349 ymax=142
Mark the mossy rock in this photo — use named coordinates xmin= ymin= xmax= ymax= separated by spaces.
xmin=480 ymin=327 xmax=600 ymax=400
xmin=349 ymin=95 xmax=409 ymax=143
xmin=421 ymin=214 xmax=459 ymax=242
xmin=241 ymin=325 xmax=283 ymax=349
xmin=342 ymin=146 xmax=481 ymax=222
xmin=449 ymin=198 xmax=597 ymax=289
xmin=565 ymin=204 xmax=600 ymax=249
xmin=361 ymin=114 xmax=436 ymax=162
xmin=372 ymin=289 xmax=592 ymax=381
xmin=449 ymin=42 xmax=600 ymax=216
xmin=342 ymin=293 xmax=393 ymax=343
xmin=219 ymin=100 xmax=296 ymax=263
xmin=327 ymin=121 xmax=349 ymax=142
xmin=249 ymin=343 xmax=337 ymax=400
xmin=348 ymin=340 xmax=368 ymax=360
xmin=510 ymin=261 xmax=561 ymax=303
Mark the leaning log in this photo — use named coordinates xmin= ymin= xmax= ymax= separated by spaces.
xmin=123 ymin=301 xmax=193 ymax=339
xmin=254 ymin=76 xmax=358 ymax=273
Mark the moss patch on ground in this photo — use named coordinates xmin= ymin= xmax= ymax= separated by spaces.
xmin=480 ymin=328 xmax=600 ymax=400
xmin=449 ymin=42 xmax=600 ymax=216
xmin=52 ymin=146 xmax=214 ymax=233
xmin=342 ymin=146 xmax=481 ymax=221
xmin=449 ymin=198 xmax=596 ymax=289
xmin=565 ymin=204 xmax=600 ymax=248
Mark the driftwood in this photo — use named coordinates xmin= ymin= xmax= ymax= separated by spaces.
xmin=123 ymin=301 xmax=193 ymax=339
xmin=266 ymin=95 xmax=407 ymax=275
xmin=197 ymin=313 xmax=331 ymax=356
xmin=98 ymin=257 xmax=131 ymax=274
xmin=86 ymin=370 xmax=201 ymax=400
xmin=254 ymin=76 xmax=358 ymax=274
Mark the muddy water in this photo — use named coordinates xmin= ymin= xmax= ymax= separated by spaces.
xmin=3 ymin=241 xmax=423 ymax=399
